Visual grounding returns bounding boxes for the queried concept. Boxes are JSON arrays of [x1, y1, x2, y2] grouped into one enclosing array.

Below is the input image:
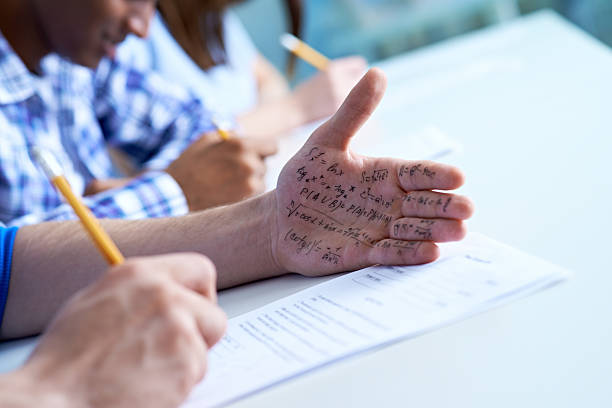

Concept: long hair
[[284, 0, 302, 78], [158, 0, 302, 73]]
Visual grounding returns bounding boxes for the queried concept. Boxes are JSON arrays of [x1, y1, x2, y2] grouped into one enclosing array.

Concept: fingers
[[241, 151, 267, 178], [220, 138, 273, 175], [310, 68, 387, 150], [197, 135, 278, 159], [213, 138, 268, 180], [122, 254, 217, 302], [162, 308, 210, 383], [164, 293, 226, 386], [367, 240, 440, 266], [401, 191, 473, 220], [119, 255, 227, 353], [393, 160, 465, 191], [234, 152, 266, 196], [389, 218, 466, 242], [240, 137, 278, 158], [176, 287, 227, 349]]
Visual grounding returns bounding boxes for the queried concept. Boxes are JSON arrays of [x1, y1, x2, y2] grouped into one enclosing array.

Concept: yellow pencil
[[31, 147, 125, 266], [280, 33, 330, 71], [211, 117, 231, 141]]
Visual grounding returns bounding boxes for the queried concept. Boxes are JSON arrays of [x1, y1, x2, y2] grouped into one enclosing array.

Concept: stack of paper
[[182, 233, 569, 408]]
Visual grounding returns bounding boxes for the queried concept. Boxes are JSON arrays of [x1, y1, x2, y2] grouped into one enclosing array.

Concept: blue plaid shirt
[[0, 30, 215, 227]]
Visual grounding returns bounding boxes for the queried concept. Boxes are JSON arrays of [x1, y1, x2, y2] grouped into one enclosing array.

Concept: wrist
[[253, 191, 285, 277], [225, 191, 286, 283], [190, 191, 286, 288], [0, 365, 77, 408]]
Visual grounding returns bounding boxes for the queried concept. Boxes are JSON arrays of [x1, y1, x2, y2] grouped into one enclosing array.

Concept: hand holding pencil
[[279, 33, 367, 123]]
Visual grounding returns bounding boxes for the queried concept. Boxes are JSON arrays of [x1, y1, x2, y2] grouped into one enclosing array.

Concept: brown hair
[[283, 0, 301, 78], [158, 0, 302, 73]]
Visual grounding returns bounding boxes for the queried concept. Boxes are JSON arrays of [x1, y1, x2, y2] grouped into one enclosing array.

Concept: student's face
[[31, 0, 156, 68]]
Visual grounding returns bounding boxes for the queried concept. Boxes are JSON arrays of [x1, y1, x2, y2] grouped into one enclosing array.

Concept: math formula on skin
[[281, 146, 447, 266]]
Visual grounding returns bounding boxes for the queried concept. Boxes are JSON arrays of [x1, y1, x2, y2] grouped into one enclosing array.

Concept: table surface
[[2, 10, 611, 408]]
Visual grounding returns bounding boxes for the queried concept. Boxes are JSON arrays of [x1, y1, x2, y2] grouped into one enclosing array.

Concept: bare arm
[[3, 68, 473, 340], [252, 54, 290, 103], [3, 194, 279, 339]]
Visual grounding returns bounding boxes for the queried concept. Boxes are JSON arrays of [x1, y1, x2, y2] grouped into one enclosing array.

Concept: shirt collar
[[0, 29, 35, 104]]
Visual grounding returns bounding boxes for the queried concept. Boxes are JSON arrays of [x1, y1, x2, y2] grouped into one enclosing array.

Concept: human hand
[[292, 56, 367, 124], [272, 68, 474, 276], [20, 254, 226, 408], [84, 177, 132, 196], [166, 135, 278, 210]]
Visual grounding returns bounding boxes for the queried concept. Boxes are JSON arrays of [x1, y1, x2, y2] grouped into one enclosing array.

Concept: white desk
[[2, 10, 611, 407]]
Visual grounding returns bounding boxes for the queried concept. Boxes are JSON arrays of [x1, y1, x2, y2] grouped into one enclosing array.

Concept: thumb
[[309, 68, 387, 151]]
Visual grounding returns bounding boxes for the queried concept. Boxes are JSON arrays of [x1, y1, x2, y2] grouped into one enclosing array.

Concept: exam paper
[[182, 233, 569, 408]]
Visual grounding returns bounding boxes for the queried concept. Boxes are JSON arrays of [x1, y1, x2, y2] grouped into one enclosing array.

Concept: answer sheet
[[182, 233, 569, 408]]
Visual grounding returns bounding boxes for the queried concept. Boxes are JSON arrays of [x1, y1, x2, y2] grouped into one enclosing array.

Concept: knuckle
[[186, 356, 206, 387], [195, 255, 217, 287], [245, 177, 262, 195], [175, 359, 201, 395], [144, 282, 174, 312], [114, 260, 148, 280], [161, 312, 193, 348], [226, 138, 245, 153], [241, 161, 257, 177], [181, 252, 214, 270], [212, 308, 228, 340], [202, 304, 228, 345]]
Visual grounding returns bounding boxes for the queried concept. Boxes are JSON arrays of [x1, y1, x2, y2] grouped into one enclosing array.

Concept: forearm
[[3, 220, 111, 339], [0, 368, 71, 407], [254, 54, 290, 103], [113, 192, 284, 288], [2, 193, 282, 339]]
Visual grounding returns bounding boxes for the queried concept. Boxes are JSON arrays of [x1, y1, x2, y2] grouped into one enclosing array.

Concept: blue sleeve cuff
[[0, 227, 18, 330]]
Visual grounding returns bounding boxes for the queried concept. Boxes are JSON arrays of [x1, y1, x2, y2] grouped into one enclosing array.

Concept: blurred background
[[233, 0, 612, 82]]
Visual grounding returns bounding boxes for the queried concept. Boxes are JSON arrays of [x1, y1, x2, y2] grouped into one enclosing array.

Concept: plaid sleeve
[[93, 58, 215, 171], [6, 171, 188, 227]]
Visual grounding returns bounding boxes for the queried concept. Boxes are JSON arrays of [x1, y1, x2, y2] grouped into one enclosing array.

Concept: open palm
[[272, 69, 474, 276]]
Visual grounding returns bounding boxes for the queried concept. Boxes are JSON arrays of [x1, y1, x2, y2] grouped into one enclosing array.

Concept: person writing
[[118, 0, 368, 140], [0, 0, 275, 228]]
